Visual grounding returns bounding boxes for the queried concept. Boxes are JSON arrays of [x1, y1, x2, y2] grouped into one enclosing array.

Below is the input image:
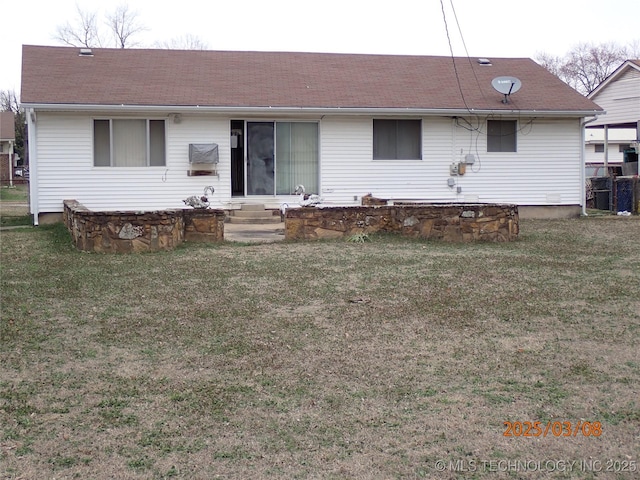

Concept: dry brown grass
[[1, 217, 639, 479]]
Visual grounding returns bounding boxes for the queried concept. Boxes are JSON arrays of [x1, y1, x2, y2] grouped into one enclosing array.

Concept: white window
[[93, 119, 166, 167]]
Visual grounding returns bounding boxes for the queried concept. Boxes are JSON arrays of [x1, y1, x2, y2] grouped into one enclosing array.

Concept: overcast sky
[[2, 0, 639, 94]]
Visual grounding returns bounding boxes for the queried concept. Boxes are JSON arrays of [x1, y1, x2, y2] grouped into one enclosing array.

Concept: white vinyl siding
[[320, 117, 454, 204], [450, 117, 582, 205], [319, 116, 582, 206], [33, 113, 230, 213], [31, 112, 584, 216], [589, 67, 640, 126]]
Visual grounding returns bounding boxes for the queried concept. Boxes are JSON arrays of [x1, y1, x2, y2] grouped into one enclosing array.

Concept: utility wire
[[448, 0, 487, 104], [440, 0, 471, 113]]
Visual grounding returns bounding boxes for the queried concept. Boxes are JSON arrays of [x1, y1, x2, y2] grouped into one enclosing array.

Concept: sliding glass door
[[246, 122, 275, 195], [276, 122, 318, 195], [244, 121, 318, 196]]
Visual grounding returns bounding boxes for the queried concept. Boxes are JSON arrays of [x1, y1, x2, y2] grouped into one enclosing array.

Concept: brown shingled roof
[[21, 45, 602, 113], [0, 111, 15, 141]]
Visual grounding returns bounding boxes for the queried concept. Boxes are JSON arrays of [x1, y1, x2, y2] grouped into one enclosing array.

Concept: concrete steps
[[227, 204, 282, 224]]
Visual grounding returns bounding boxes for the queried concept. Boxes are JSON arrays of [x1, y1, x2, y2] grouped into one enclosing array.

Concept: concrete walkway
[[224, 222, 285, 243], [0, 201, 29, 216]]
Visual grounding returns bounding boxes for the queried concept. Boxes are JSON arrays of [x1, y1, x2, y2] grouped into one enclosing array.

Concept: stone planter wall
[[285, 203, 519, 242], [63, 200, 224, 253], [183, 209, 225, 243]]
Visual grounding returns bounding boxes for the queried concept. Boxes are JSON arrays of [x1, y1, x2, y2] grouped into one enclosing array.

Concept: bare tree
[[153, 34, 209, 50], [535, 51, 564, 79], [564, 42, 627, 94], [53, 3, 145, 49], [627, 39, 640, 59], [54, 5, 102, 48], [536, 41, 636, 95], [106, 4, 146, 49], [1, 90, 26, 162]]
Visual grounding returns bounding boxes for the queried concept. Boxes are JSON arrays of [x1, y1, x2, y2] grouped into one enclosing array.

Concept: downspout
[[581, 116, 601, 216], [26, 108, 38, 226], [8, 140, 14, 188], [603, 125, 609, 177]]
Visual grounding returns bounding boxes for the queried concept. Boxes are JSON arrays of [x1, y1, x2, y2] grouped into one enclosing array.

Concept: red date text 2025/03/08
[[503, 421, 602, 438]]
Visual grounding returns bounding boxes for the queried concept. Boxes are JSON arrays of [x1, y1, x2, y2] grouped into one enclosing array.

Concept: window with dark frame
[[93, 119, 166, 167], [373, 119, 422, 160], [594, 144, 605, 153], [487, 120, 517, 153], [619, 144, 631, 153]]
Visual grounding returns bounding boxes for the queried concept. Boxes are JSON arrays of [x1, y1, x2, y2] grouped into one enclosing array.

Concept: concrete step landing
[[227, 204, 282, 224]]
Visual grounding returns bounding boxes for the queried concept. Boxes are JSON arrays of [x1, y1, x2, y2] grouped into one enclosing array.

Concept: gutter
[[26, 108, 38, 226], [20, 103, 603, 119], [8, 140, 13, 188]]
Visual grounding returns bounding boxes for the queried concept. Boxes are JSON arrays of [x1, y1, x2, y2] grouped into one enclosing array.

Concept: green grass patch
[[0, 214, 31, 226], [0, 185, 28, 201]]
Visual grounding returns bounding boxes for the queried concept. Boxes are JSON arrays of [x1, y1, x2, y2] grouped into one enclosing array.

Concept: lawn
[[0, 185, 30, 227], [1, 218, 639, 479], [0, 185, 28, 202]]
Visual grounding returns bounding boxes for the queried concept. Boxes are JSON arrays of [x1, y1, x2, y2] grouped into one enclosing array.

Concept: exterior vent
[[477, 58, 492, 66], [79, 48, 93, 57]]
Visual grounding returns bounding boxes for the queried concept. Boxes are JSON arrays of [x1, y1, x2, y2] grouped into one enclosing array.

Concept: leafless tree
[[0, 90, 19, 113], [536, 41, 637, 95], [536, 52, 564, 78], [54, 5, 102, 48], [53, 3, 145, 49], [1, 90, 26, 161], [153, 34, 209, 50], [106, 4, 146, 49]]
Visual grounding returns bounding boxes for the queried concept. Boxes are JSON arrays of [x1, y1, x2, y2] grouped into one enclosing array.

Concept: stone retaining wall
[[285, 203, 519, 242], [63, 200, 224, 253]]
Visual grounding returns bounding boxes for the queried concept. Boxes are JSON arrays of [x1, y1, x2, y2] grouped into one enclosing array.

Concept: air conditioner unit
[[188, 143, 219, 176]]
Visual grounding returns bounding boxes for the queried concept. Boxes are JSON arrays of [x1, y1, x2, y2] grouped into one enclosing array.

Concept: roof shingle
[[0, 111, 15, 141], [21, 45, 602, 113]]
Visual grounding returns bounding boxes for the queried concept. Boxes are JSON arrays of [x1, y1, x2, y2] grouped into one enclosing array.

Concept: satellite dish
[[492, 76, 522, 103]]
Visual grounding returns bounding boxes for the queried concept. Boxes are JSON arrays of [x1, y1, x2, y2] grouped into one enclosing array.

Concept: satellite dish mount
[[491, 76, 522, 104]]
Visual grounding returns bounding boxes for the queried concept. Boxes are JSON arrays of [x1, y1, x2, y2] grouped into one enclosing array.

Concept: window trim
[[93, 118, 167, 167], [373, 119, 422, 160]]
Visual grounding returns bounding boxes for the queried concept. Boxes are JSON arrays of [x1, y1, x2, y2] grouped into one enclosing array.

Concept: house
[[584, 127, 635, 177], [586, 59, 640, 177], [21, 45, 604, 224], [0, 111, 16, 185]]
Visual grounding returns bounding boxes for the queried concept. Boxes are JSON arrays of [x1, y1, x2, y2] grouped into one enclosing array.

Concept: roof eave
[[20, 103, 603, 118], [588, 60, 640, 98]]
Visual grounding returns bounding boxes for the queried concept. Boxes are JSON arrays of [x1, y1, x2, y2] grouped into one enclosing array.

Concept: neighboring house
[[586, 59, 640, 177], [21, 45, 604, 224], [584, 128, 636, 177], [0, 111, 16, 185]]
